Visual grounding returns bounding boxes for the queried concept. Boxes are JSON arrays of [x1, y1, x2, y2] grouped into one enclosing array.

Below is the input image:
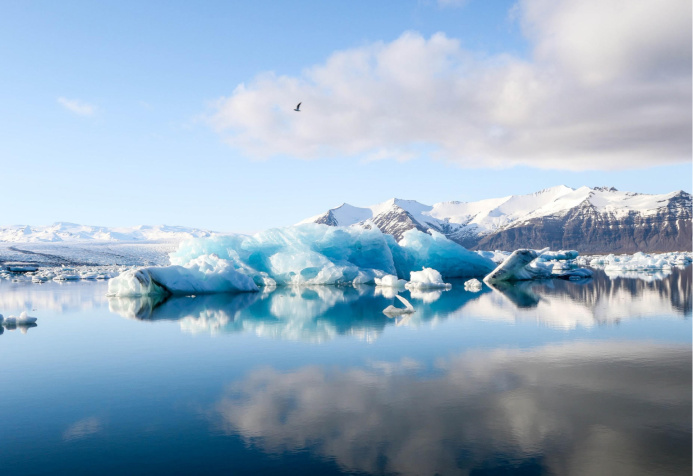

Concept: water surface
[[1, 269, 690, 475]]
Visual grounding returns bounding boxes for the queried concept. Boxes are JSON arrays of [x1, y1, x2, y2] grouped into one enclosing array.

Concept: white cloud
[[209, 0, 691, 170], [57, 97, 96, 116]]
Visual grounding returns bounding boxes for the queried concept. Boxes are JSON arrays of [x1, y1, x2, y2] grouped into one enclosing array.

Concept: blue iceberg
[[108, 224, 496, 296]]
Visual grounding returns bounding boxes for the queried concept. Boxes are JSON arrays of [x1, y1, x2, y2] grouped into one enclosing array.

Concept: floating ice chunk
[[585, 251, 692, 271], [14, 311, 37, 324], [484, 250, 543, 282], [535, 250, 579, 262], [484, 248, 591, 282], [6, 264, 39, 272], [383, 295, 415, 316], [464, 278, 483, 292], [405, 267, 451, 290], [374, 274, 407, 288]]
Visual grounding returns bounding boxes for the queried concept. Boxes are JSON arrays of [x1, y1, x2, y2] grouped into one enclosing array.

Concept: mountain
[[0, 222, 215, 243], [300, 186, 692, 253]]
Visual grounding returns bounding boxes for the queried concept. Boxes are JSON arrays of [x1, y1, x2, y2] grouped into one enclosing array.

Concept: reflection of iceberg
[[468, 268, 690, 329], [486, 281, 544, 308], [109, 283, 489, 341], [383, 295, 415, 316], [211, 341, 691, 476], [108, 225, 496, 296]]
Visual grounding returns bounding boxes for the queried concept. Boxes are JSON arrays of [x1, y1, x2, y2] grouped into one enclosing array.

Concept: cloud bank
[[209, 0, 691, 170]]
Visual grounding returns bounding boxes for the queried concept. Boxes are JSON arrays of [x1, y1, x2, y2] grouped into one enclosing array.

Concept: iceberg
[[383, 295, 415, 316], [484, 249, 591, 283], [405, 267, 451, 290], [374, 274, 407, 288], [464, 278, 483, 292], [108, 224, 495, 297]]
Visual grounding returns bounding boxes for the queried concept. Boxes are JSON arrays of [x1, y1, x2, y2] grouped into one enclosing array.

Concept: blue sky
[[1, 0, 690, 232]]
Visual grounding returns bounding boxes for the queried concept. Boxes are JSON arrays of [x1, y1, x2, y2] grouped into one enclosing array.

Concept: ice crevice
[[107, 224, 591, 297]]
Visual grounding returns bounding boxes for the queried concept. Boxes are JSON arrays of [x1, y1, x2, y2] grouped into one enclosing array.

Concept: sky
[[1, 0, 690, 232]]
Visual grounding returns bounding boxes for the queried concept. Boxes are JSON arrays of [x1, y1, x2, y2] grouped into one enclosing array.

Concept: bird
[[294, 102, 301, 112]]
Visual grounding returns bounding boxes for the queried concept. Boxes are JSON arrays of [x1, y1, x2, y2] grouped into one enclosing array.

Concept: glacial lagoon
[[0, 268, 690, 475]]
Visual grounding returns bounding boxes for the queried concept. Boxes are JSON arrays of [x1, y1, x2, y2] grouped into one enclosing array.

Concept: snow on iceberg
[[109, 224, 495, 296]]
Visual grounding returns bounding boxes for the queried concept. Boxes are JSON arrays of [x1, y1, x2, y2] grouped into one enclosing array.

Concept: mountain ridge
[[300, 186, 692, 253]]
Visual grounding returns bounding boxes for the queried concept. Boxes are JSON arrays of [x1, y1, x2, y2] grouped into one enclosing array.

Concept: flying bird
[[294, 102, 301, 112]]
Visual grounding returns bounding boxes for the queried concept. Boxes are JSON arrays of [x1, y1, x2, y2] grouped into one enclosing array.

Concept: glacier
[[108, 224, 496, 297]]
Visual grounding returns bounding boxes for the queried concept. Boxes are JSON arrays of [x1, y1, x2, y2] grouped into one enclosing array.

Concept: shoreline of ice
[[4, 225, 690, 298]]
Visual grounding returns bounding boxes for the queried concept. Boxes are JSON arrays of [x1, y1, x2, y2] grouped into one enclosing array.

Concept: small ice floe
[[53, 274, 80, 282], [464, 278, 483, 292], [5, 263, 39, 272], [1, 312, 38, 333], [405, 268, 451, 290], [383, 295, 415, 316], [374, 274, 407, 288], [588, 251, 693, 271]]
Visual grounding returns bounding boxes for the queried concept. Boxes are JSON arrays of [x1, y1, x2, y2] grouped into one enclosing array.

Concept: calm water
[[1, 269, 690, 475]]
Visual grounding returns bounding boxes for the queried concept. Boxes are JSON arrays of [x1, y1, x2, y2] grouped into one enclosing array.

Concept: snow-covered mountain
[[300, 186, 692, 253], [0, 222, 215, 243]]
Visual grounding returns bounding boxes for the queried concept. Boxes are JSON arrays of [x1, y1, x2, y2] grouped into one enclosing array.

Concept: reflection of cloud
[[63, 416, 103, 441], [212, 342, 691, 476]]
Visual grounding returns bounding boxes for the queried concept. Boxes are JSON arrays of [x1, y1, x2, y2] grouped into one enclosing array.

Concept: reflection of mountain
[[468, 267, 691, 329], [212, 341, 691, 476], [109, 284, 488, 342]]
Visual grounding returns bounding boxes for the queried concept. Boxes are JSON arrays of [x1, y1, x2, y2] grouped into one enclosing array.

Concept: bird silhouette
[[294, 102, 301, 112]]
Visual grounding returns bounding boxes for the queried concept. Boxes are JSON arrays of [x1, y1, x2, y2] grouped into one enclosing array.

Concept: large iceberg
[[108, 224, 496, 297]]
